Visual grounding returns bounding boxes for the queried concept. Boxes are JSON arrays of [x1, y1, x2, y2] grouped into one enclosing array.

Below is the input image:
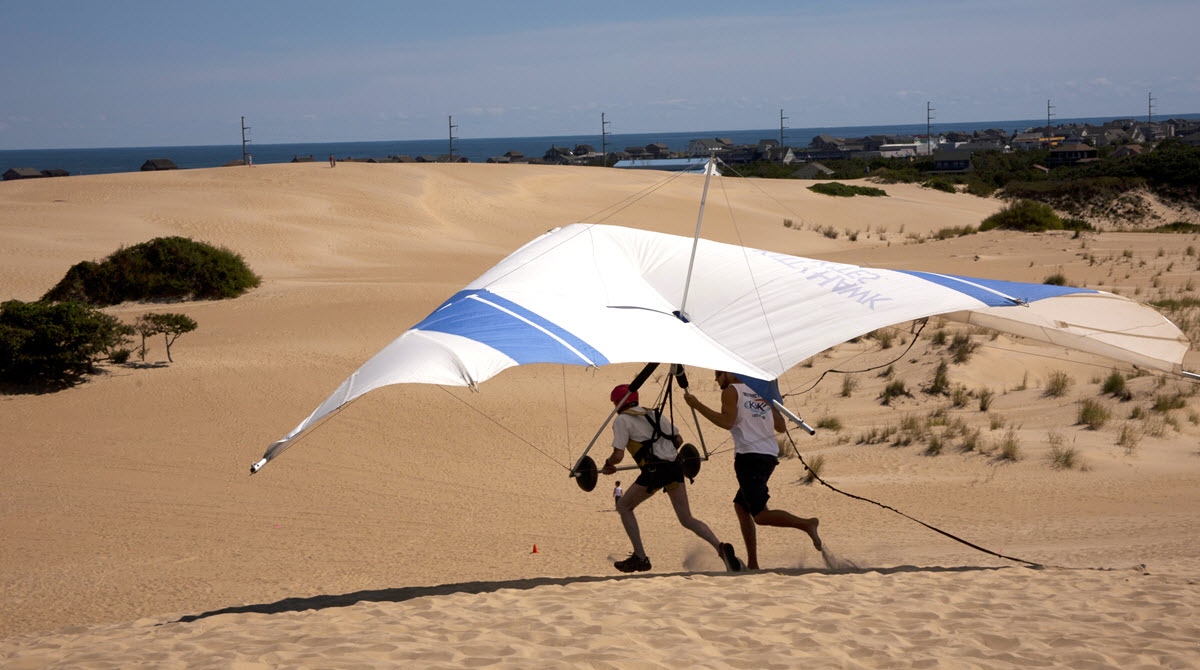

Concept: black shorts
[[733, 452, 778, 516], [634, 459, 685, 494]]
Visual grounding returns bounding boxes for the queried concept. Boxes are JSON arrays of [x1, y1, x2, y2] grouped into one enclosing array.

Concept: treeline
[[724, 139, 1200, 214], [1, 237, 258, 391]]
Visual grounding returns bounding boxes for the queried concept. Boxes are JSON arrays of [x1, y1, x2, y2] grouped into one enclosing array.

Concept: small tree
[[138, 313, 198, 362], [134, 315, 157, 362]]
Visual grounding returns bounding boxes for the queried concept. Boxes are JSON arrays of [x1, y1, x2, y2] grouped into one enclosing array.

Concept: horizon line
[[5, 111, 1199, 153]]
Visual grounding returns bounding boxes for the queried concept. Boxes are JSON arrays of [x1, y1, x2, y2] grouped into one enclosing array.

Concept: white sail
[[253, 223, 1189, 472]]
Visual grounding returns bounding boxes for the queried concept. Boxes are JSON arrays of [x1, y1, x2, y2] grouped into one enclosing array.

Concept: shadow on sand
[[167, 563, 1011, 625]]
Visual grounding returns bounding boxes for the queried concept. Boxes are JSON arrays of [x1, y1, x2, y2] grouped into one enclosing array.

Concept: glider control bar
[[773, 399, 816, 435]]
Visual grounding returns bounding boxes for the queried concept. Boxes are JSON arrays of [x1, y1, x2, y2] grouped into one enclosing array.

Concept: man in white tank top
[[685, 370, 822, 569]]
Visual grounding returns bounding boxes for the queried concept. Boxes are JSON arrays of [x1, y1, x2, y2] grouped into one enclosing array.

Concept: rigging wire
[[778, 426, 1142, 572], [561, 364, 571, 467], [581, 168, 692, 224], [782, 319, 930, 399], [437, 385, 571, 471], [473, 169, 690, 296]]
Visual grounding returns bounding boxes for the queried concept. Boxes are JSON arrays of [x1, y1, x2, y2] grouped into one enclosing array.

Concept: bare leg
[[754, 508, 821, 551], [736, 503, 759, 569], [665, 484, 720, 551], [617, 484, 653, 557]]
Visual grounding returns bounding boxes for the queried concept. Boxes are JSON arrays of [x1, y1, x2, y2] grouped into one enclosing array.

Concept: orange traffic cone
[[532, 544, 539, 554]]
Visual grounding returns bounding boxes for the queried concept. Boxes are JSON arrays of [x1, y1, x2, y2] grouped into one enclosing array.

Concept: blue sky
[[3, 0, 1198, 149]]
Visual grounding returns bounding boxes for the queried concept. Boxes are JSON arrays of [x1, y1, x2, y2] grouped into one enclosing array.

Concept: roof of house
[[4, 167, 45, 178]]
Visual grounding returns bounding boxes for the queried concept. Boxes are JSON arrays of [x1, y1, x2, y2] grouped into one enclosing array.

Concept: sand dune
[[2, 162, 1199, 667]]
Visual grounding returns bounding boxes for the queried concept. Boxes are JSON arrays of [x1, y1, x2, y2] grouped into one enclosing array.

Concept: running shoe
[[614, 553, 652, 573], [719, 542, 743, 572]]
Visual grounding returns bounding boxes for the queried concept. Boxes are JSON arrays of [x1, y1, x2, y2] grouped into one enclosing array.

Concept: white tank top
[[729, 383, 779, 456]]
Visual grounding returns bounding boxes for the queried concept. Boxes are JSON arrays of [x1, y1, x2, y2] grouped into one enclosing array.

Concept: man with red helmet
[[601, 384, 741, 573]]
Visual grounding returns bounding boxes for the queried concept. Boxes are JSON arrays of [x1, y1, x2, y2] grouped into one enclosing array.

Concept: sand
[[2, 162, 1199, 668]]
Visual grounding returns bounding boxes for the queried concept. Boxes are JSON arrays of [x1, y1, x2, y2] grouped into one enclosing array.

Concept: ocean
[[3, 114, 1198, 177]]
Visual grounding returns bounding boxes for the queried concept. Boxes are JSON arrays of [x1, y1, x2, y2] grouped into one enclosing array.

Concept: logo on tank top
[[742, 394, 770, 418]]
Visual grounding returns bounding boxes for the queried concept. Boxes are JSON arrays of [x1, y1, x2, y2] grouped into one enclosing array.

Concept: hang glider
[[251, 223, 1191, 474]]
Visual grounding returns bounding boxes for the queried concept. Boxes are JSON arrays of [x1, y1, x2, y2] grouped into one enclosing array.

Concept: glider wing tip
[[250, 458, 267, 475]]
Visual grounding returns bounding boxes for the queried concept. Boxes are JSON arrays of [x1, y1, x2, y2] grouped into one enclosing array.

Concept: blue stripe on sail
[[896, 271, 1095, 307], [414, 289, 610, 367], [742, 376, 782, 404]]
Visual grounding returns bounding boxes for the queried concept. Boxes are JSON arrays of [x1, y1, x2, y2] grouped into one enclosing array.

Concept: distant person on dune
[[685, 370, 822, 569], [330, 154, 336, 167], [601, 384, 741, 574]]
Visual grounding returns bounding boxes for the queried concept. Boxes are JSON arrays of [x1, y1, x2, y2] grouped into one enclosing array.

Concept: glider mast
[[678, 153, 716, 321]]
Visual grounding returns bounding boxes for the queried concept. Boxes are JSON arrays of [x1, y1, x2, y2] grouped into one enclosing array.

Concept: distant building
[[612, 158, 717, 174], [932, 150, 973, 173], [141, 159, 178, 171], [792, 162, 834, 179], [3, 167, 46, 180], [1047, 143, 1099, 166], [1111, 145, 1146, 158], [41, 168, 70, 177], [687, 138, 732, 157], [291, 155, 315, 163]]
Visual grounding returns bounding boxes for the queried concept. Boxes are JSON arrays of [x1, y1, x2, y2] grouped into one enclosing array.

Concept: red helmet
[[610, 384, 638, 409]]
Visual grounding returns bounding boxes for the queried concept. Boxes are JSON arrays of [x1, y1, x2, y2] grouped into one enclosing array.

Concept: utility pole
[[601, 112, 611, 167], [779, 109, 788, 155], [926, 101, 935, 155], [448, 116, 459, 161], [241, 116, 251, 164], [1148, 91, 1155, 124]]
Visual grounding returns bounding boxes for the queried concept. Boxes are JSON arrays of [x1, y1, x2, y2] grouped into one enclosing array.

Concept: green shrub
[[1117, 422, 1141, 454], [949, 333, 978, 364], [926, 359, 950, 395], [1048, 443, 1079, 470], [978, 387, 995, 411], [1152, 393, 1187, 412], [816, 416, 843, 431], [958, 427, 982, 453], [42, 236, 261, 306], [879, 380, 912, 405], [951, 386, 969, 407], [979, 199, 1065, 232], [1101, 371, 1127, 398], [803, 454, 826, 484], [0, 300, 132, 388], [1043, 370, 1073, 398], [1077, 398, 1111, 429], [808, 182, 888, 198], [933, 225, 978, 240], [923, 177, 957, 193], [995, 428, 1021, 461]]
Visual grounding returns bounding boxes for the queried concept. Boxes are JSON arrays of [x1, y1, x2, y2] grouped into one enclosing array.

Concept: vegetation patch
[[0, 300, 131, 389], [802, 454, 826, 484], [43, 236, 261, 306], [979, 199, 1093, 232], [1147, 221, 1200, 233], [808, 182, 888, 198], [1077, 398, 1111, 429]]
